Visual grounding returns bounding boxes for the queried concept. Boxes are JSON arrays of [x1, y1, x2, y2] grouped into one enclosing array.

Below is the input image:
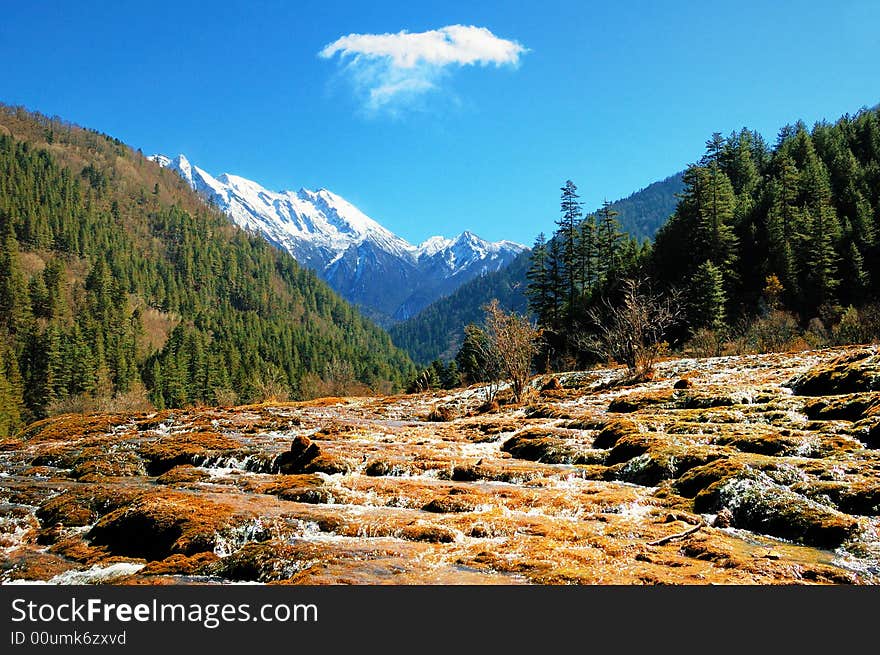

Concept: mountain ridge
[[150, 154, 526, 324]]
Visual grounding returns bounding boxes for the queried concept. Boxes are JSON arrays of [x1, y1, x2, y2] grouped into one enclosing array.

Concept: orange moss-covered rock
[[88, 491, 239, 560], [18, 413, 133, 442], [422, 496, 476, 513], [524, 404, 573, 419], [501, 434, 605, 465], [210, 541, 324, 582], [592, 418, 640, 449], [792, 478, 880, 516], [257, 474, 346, 504], [37, 486, 144, 528], [804, 393, 880, 422], [427, 405, 456, 422], [155, 465, 211, 486], [139, 552, 219, 576], [1, 551, 82, 582], [608, 390, 675, 413], [70, 451, 145, 480], [139, 431, 243, 475], [787, 350, 880, 396], [301, 453, 354, 475], [674, 458, 749, 499]]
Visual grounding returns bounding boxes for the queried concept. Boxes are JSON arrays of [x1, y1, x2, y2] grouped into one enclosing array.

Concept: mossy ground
[[1, 346, 879, 585]]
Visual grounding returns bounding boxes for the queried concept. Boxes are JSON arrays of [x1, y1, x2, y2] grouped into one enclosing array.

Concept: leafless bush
[[254, 365, 291, 403], [322, 357, 357, 397], [686, 328, 725, 358], [583, 278, 682, 381], [213, 387, 239, 407], [482, 300, 543, 404], [47, 383, 155, 416]]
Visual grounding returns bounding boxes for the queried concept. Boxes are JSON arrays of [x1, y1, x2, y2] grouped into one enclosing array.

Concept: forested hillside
[[607, 173, 684, 242], [0, 105, 413, 435], [389, 250, 531, 364], [520, 106, 880, 370], [652, 109, 880, 329], [390, 173, 682, 364]]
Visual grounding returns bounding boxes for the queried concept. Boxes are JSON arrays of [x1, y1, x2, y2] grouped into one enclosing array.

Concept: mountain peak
[[151, 153, 526, 323]]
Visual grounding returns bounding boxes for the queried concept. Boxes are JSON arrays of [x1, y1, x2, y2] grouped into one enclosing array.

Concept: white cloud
[[319, 25, 527, 113]]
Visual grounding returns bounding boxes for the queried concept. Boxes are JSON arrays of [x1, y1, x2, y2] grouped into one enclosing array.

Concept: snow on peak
[[150, 151, 526, 284], [416, 236, 455, 257]]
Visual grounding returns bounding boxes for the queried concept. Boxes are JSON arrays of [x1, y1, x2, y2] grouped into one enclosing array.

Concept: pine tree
[[688, 260, 727, 332], [525, 233, 551, 324], [575, 214, 598, 293], [544, 236, 565, 330], [596, 200, 622, 284], [556, 180, 582, 314]]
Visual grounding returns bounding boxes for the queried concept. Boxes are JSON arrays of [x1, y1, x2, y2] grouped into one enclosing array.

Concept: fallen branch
[[647, 522, 704, 546]]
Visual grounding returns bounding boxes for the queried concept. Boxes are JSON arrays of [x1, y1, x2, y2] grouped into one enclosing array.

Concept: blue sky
[[1, 0, 878, 246]]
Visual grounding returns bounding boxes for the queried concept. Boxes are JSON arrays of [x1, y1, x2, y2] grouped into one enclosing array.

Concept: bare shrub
[[322, 357, 357, 397], [102, 383, 155, 413], [584, 278, 682, 381], [457, 323, 504, 403], [482, 300, 543, 404], [213, 387, 239, 407], [253, 365, 290, 403], [46, 383, 155, 416], [686, 328, 725, 358], [747, 310, 802, 353]]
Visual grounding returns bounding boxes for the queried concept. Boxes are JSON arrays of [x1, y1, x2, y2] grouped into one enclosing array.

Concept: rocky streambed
[[2, 347, 880, 585]]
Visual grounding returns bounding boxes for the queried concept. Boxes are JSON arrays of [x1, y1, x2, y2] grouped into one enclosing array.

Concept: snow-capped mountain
[[150, 154, 526, 324]]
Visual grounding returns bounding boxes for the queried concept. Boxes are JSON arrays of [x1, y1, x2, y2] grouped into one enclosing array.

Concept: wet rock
[[451, 465, 481, 482], [422, 496, 476, 513], [88, 491, 238, 560], [606, 432, 660, 465], [563, 416, 605, 430], [787, 350, 880, 395], [140, 552, 219, 576], [1, 551, 81, 582], [301, 454, 354, 475], [609, 391, 674, 413], [713, 508, 733, 528], [259, 475, 341, 504], [365, 460, 395, 476], [854, 418, 880, 448], [274, 434, 321, 474], [474, 419, 520, 435], [713, 431, 805, 457], [210, 541, 323, 582], [18, 413, 132, 443], [155, 465, 211, 485], [70, 452, 145, 480], [610, 446, 721, 487], [475, 400, 501, 414], [792, 479, 880, 515], [524, 404, 572, 419], [804, 393, 880, 422], [674, 459, 749, 499], [427, 405, 455, 422], [501, 434, 605, 465], [139, 431, 243, 475], [592, 418, 640, 449], [541, 377, 563, 391], [401, 524, 457, 543], [37, 487, 143, 528], [702, 473, 860, 547]]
